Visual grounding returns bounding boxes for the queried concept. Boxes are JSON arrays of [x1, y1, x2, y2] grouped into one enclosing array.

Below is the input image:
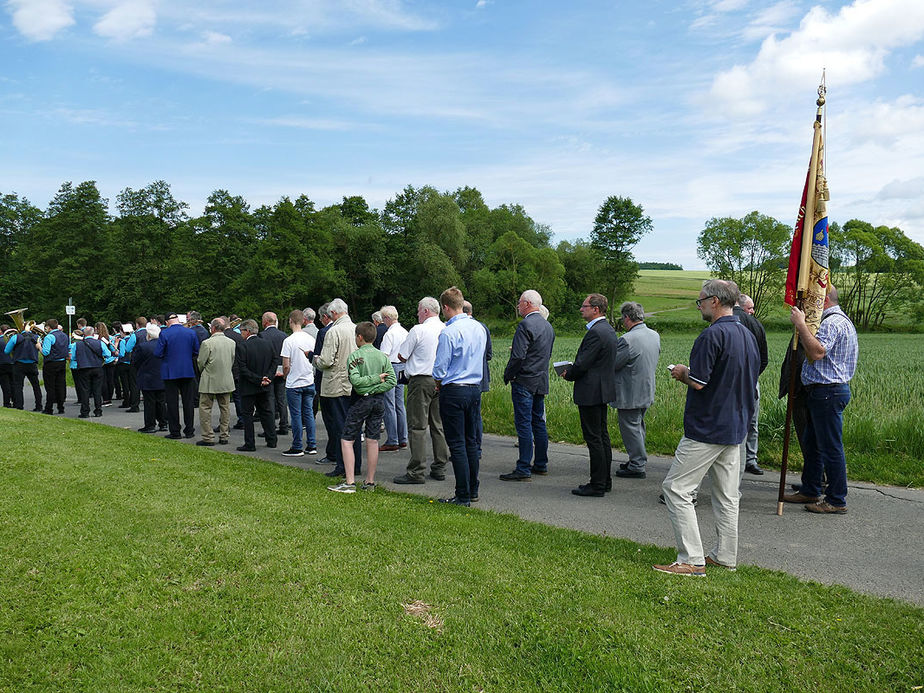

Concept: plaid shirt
[[802, 306, 858, 385]]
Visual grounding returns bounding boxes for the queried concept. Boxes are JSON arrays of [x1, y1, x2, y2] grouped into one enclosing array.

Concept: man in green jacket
[[196, 318, 237, 446], [328, 322, 396, 494]]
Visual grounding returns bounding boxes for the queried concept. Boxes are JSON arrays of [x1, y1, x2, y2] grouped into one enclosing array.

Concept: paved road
[[23, 387, 924, 606]]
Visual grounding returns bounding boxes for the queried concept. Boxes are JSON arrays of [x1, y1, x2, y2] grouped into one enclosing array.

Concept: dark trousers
[[799, 383, 851, 506], [579, 403, 612, 491], [164, 377, 197, 436], [43, 360, 67, 412], [142, 389, 167, 429], [232, 386, 243, 424], [117, 363, 132, 405], [512, 383, 549, 474], [439, 384, 482, 502], [242, 389, 277, 448], [75, 367, 103, 416], [102, 363, 118, 403], [272, 376, 288, 432], [320, 395, 361, 474], [0, 363, 12, 407], [12, 362, 41, 410]]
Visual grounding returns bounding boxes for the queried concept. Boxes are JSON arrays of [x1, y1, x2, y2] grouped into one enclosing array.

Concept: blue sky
[[2, 0, 924, 269]]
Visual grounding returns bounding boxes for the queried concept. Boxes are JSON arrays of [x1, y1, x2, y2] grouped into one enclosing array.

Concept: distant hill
[[638, 262, 683, 270]]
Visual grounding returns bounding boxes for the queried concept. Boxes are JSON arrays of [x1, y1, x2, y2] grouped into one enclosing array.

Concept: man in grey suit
[[196, 318, 237, 446], [610, 301, 661, 479]]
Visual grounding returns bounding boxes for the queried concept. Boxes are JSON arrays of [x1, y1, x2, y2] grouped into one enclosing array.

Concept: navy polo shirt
[[683, 315, 759, 446]]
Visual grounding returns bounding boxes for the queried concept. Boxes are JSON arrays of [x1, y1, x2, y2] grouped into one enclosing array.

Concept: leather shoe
[[438, 496, 471, 506], [379, 444, 400, 452], [158, 425, 168, 432], [615, 468, 646, 479], [393, 474, 425, 485], [745, 463, 765, 475], [196, 440, 216, 447], [137, 427, 157, 433], [78, 413, 90, 418], [805, 500, 847, 514], [184, 432, 195, 439], [530, 467, 548, 476], [499, 471, 531, 482], [233, 422, 245, 430], [619, 462, 629, 471], [399, 442, 408, 449], [236, 445, 256, 452], [164, 433, 182, 440], [325, 469, 343, 478], [127, 407, 140, 413], [429, 471, 445, 481], [783, 491, 822, 504], [266, 442, 277, 449], [571, 484, 605, 497], [218, 439, 229, 445]]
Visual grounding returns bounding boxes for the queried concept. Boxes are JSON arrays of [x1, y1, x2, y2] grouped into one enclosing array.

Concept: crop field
[[482, 332, 924, 488]]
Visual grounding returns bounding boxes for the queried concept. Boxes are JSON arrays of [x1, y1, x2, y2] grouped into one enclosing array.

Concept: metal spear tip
[[816, 95, 825, 107]]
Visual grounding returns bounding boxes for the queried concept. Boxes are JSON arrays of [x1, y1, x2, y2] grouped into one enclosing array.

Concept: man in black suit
[[222, 315, 246, 429], [260, 311, 287, 436], [236, 319, 278, 451], [561, 293, 620, 497]]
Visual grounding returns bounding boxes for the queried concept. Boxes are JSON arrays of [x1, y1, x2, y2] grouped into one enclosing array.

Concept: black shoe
[[218, 439, 229, 445], [158, 425, 168, 432], [572, 484, 605, 497], [57, 409, 65, 414], [184, 432, 195, 439], [325, 469, 343, 478], [282, 447, 304, 457], [619, 462, 629, 471], [127, 407, 140, 413], [266, 442, 277, 449], [429, 471, 446, 481], [236, 445, 256, 452], [438, 497, 471, 506], [470, 494, 479, 503], [33, 406, 43, 412], [137, 427, 157, 433], [615, 468, 646, 479], [500, 471, 531, 482], [530, 467, 548, 476], [78, 413, 90, 418], [119, 403, 130, 408], [745, 464, 765, 475], [164, 433, 182, 440], [92, 412, 102, 417], [276, 428, 289, 436], [196, 440, 216, 446], [393, 474, 425, 485], [233, 422, 245, 430], [43, 409, 53, 415]]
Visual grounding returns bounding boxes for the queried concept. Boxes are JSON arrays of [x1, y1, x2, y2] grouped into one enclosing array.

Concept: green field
[[482, 333, 924, 489], [2, 409, 921, 691]]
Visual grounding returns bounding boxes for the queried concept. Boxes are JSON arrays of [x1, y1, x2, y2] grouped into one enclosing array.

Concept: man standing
[[611, 301, 661, 480], [118, 317, 145, 412], [3, 327, 42, 411], [433, 287, 486, 506], [260, 311, 288, 436], [40, 319, 69, 414], [784, 285, 858, 514], [393, 296, 449, 485], [561, 294, 620, 497], [0, 325, 14, 407], [70, 326, 110, 418], [462, 300, 492, 457], [133, 324, 168, 433], [313, 303, 333, 460], [281, 309, 317, 457], [654, 280, 759, 576], [501, 289, 554, 481], [315, 299, 361, 477], [378, 305, 409, 452], [155, 313, 200, 440], [371, 311, 387, 349], [236, 319, 277, 451], [734, 294, 769, 476], [196, 318, 236, 447], [302, 307, 319, 339]]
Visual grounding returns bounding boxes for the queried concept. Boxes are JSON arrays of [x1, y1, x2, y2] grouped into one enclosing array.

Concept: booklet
[[553, 361, 572, 376]]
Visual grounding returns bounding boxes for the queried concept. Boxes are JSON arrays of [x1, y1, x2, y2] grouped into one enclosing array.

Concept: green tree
[[0, 193, 42, 308], [696, 211, 789, 319], [590, 196, 652, 318]]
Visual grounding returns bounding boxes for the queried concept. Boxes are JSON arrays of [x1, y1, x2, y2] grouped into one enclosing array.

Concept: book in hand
[[553, 361, 572, 376]]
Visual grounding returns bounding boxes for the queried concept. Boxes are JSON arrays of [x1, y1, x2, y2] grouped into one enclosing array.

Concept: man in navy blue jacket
[[154, 313, 200, 439]]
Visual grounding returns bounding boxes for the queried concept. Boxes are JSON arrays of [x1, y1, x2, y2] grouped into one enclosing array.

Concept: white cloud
[[741, 0, 800, 41], [876, 176, 924, 200], [248, 116, 366, 131], [349, 36, 367, 45], [93, 0, 156, 41], [201, 30, 231, 45], [913, 54, 924, 67], [709, 0, 924, 116], [6, 0, 74, 41], [475, 0, 490, 8]]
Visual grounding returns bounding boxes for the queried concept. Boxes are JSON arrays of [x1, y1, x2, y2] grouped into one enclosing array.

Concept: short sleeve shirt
[[281, 331, 316, 388], [801, 306, 858, 385]]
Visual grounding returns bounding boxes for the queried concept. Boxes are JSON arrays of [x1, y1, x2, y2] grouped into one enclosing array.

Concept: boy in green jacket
[[328, 322, 397, 493]]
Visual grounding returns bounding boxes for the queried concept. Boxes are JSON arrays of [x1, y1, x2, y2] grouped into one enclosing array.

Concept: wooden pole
[[777, 295, 804, 515]]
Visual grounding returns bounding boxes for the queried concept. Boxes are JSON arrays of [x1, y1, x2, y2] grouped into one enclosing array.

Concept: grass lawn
[[482, 333, 924, 489], [1, 409, 922, 691]]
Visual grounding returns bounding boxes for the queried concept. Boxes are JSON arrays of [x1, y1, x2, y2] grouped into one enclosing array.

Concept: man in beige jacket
[[314, 298, 360, 477], [196, 318, 237, 446]]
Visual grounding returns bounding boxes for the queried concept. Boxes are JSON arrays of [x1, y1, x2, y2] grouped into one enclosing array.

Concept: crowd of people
[[0, 279, 858, 576]]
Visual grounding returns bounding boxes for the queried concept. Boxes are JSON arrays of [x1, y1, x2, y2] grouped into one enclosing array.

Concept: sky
[[2, 0, 924, 269]]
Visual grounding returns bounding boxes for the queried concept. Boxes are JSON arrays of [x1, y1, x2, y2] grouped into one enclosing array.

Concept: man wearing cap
[[40, 319, 70, 414], [155, 313, 200, 440]]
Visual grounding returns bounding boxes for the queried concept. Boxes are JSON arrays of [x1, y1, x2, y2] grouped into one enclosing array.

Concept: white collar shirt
[[380, 322, 409, 363], [398, 315, 444, 376]]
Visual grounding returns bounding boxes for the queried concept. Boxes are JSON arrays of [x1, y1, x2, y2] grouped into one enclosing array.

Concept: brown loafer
[[705, 556, 736, 571], [805, 500, 847, 514], [782, 491, 822, 504], [379, 444, 400, 452]]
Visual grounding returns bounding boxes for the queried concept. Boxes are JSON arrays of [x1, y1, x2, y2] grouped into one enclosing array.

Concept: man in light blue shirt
[[432, 286, 486, 506]]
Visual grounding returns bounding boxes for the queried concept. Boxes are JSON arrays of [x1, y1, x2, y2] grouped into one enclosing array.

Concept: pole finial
[[817, 69, 826, 108]]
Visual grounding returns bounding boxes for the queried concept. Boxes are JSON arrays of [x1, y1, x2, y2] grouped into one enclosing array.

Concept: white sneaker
[[327, 482, 356, 494]]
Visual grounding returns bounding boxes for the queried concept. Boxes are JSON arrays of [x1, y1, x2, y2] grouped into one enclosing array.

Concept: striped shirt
[[802, 306, 858, 385]]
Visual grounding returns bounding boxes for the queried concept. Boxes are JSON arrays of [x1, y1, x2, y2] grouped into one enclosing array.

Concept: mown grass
[[1, 409, 921, 691], [483, 333, 924, 489]]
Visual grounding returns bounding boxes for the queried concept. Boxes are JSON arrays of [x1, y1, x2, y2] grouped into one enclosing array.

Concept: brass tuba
[[6, 308, 27, 333], [229, 317, 242, 330]]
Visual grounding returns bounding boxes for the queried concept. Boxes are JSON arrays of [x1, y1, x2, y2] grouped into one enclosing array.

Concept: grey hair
[[371, 311, 383, 323], [240, 319, 259, 333], [737, 293, 753, 308], [146, 324, 161, 340], [538, 305, 549, 320], [703, 279, 739, 308], [328, 298, 348, 315], [210, 317, 225, 331], [620, 301, 645, 322], [381, 305, 398, 320], [318, 302, 331, 318], [303, 307, 316, 322], [520, 289, 542, 307], [82, 326, 95, 336], [418, 296, 439, 314]]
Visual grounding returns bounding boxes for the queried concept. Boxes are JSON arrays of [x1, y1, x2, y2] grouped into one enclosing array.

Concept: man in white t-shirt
[[281, 309, 317, 457], [378, 305, 409, 452], [392, 296, 449, 485]]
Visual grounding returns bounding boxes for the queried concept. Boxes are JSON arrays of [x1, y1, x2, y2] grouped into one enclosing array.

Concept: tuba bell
[[6, 308, 27, 333]]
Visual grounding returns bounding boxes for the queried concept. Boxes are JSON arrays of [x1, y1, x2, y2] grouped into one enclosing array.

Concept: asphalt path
[[23, 386, 924, 606]]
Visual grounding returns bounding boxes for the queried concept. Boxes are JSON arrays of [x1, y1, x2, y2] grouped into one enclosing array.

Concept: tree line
[[0, 181, 652, 329]]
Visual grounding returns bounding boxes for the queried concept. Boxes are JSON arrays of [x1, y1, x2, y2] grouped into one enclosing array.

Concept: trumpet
[[229, 317, 242, 330]]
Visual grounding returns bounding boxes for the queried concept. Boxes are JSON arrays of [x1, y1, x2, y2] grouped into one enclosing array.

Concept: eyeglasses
[[695, 295, 716, 308], [580, 303, 592, 309]]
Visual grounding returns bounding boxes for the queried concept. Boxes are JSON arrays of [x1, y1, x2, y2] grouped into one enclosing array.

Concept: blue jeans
[[439, 384, 482, 502], [511, 383, 548, 475], [383, 380, 407, 446], [287, 385, 317, 451], [799, 383, 851, 506]]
